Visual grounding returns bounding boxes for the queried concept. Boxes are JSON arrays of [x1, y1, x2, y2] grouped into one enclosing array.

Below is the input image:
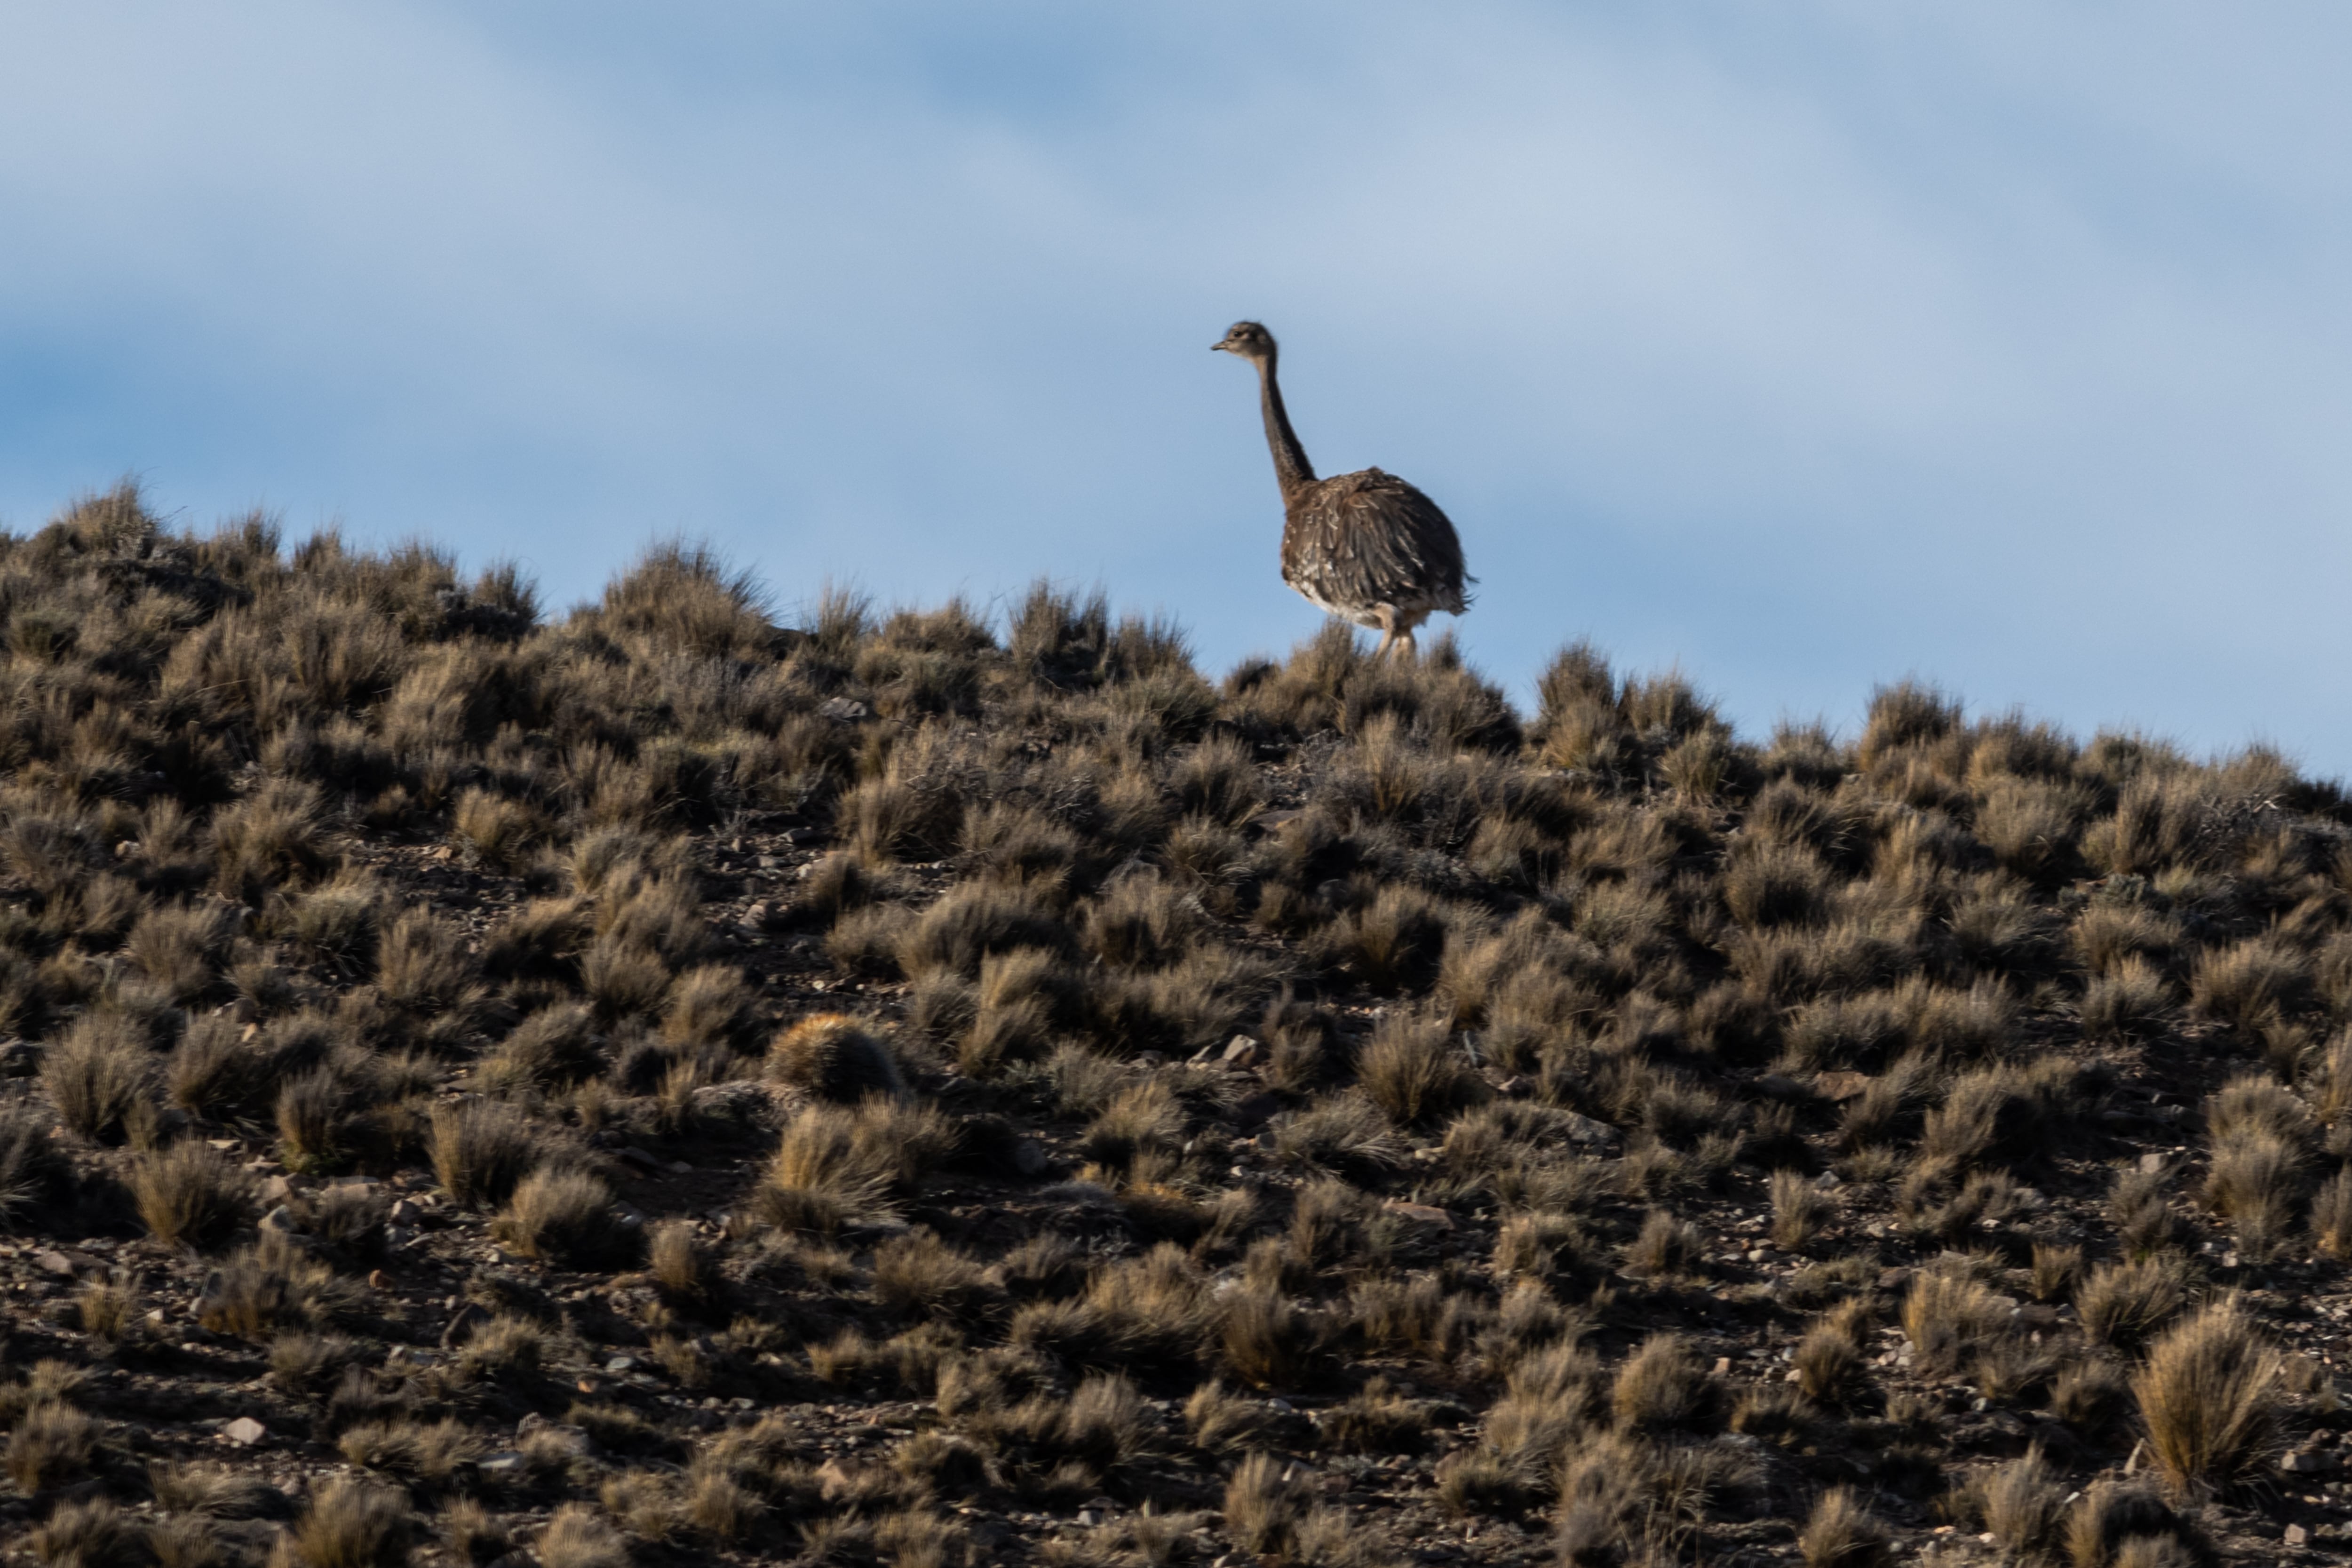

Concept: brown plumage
[[1214, 320, 1471, 658]]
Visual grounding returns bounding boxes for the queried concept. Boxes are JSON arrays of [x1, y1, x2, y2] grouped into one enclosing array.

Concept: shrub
[[1901, 1267, 2008, 1377], [2134, 1298, 2282, 1496], [287, 1476, 416, 1568], [1355, 1010, 1484, 1127], [125, 902, 231, 1004], [765, 1013, 903, 1102], [1797, 1486, 1891, 1568], [429, 1099, 543, 1207], [42, 1011, 154, 1145], [493, 1168, 637, 1268], [1973, 1446, 2062, 1560], [1224, 1451, 1309, 1555], [30, 1497, 154, 1568], [197, 1236, 357, 1338], [754, 1098, 951, 1235], [1611, 1334, 1712, 1433], [5, 1401, 95, 1491], [0, 1104, 71, 1226], [1770, 1168, 1832, 1252], [452, 787, 549, 873], [2078, 1256, 2190, 1351], [131, 1139, 256, 1250], [659, 965, 760, 1052]]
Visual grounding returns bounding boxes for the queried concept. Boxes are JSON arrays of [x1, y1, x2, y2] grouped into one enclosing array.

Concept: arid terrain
[[3, 487, 2352, 1568]]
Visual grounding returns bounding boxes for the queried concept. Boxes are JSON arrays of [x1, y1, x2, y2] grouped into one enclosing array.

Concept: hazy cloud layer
[[3, 4, 2349, 766]]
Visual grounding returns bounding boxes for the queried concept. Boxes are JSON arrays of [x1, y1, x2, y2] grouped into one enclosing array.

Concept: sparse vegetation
[[0, 491, 2343, 1561]]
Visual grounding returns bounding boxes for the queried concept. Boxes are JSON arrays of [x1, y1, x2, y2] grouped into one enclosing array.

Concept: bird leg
[[1382, 608, 1425, 661]]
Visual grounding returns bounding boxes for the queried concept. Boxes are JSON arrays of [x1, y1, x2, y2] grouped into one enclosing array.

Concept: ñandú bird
[[1213, 320, 1471, 659]]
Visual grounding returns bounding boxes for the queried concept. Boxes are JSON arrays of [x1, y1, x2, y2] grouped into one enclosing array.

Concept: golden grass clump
[[2133, 1297, 2283, 1496]]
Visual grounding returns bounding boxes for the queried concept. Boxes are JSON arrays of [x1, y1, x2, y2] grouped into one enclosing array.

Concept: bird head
[[1212, 321, 1276, 361]]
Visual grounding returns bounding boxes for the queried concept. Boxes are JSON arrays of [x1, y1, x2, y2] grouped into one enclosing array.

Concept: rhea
[[1213, 320, 1471, 659]]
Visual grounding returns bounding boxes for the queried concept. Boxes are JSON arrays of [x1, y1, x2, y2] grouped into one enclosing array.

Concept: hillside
[[1, 486, 2350, 1568]]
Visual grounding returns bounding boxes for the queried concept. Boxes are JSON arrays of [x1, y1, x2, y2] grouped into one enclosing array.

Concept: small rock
[[1877, 1266, 1914, 1292], [1554, 1110, 1618, 1149], [740, 903, 773, 929], [256, 1176, 294, 1205], [1222, 1035, 1263, 1068], [816, 697, 870, 722], [258, 1205, 299, 1235], [32, 1250, 74, 1276], [478, 1452, 525, 1474], [2287, 1523, 2311, 1547], [222, 1417, 267, 1447], [1011, 1139, 1049, 1178], [605, 1356, 641, 1375], [386, 1199, 420, 1225], [2139, 1151, 2168, 1175], [1383, 1201, 1454, 1230]]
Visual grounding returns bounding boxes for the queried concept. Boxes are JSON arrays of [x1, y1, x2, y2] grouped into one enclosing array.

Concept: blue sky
[[5, 4, 2352, 771]]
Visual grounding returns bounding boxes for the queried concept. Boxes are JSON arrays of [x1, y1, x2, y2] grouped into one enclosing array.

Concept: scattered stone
[[605, 1356, 640, 1375], [1012, 1139, 1049, 1178], [222, 1417, 267, 1447], [1223, 1035, 1263, 1068], [1383, 1201, 1454, 1230], [258, 1205, 299, 1235], [2139, 1151, 2168, 1174], [32, 1250, 74, 1276], [816, 697, 870, 721], [479, 1452, 525, 1474], [1555, 1110, 1618, 1149], [2287, 1523, 2311, 1547]]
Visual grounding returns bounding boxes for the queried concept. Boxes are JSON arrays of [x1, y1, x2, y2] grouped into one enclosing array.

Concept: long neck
[[1255, 351, 1315, 495]]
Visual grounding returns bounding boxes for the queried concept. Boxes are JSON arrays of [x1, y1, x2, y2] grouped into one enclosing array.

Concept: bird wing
[[1282, 468, 1472, 615]]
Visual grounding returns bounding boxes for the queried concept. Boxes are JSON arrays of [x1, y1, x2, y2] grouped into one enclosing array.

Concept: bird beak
[[1210, 341, 1225, 351]]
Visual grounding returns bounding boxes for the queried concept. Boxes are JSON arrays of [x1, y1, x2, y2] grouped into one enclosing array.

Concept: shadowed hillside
[[3, 485, 2352, 1566]]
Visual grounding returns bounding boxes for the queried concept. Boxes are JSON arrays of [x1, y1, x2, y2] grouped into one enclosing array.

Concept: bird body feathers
[[1279, 466, 1470, 629]]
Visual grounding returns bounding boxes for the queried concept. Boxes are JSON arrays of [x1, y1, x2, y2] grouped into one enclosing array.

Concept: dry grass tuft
[[492, 1167, 637, 1268], [282, 1476, 416, 1568], [1796, 1486, 1891, 1568], [2133, 1297, 2283, 1496], [430, 1099, 543, 1207], [766, 1012, 904, 1102], [131, 1139, 256, 1250]]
